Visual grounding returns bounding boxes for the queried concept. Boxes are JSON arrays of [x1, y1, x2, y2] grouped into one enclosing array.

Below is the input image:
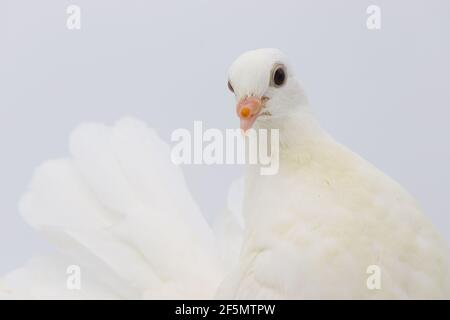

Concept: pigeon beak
[[236, 97, 263, 132]]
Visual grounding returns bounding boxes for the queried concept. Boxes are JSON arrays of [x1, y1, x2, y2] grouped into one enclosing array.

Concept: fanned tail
[[3, 118, 227, 299]]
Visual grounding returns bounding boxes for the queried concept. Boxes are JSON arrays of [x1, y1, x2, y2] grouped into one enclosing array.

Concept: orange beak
[[236, 97, 263, 132]]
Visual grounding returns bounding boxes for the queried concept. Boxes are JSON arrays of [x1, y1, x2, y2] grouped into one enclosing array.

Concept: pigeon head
[[228, 48, 308, 132]]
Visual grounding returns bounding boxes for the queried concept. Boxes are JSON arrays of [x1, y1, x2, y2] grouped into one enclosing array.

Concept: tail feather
[[8, 117, 226, 299]]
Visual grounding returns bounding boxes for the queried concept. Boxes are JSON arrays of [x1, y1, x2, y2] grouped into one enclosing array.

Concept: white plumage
[[220, 48, 450, 299], [2, 49, 449, 299], [2, 119, 229, 299]]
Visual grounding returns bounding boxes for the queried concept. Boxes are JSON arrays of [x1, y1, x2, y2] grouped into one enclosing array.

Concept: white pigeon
[[1, 48, 449, 300], [218, 48, 450, 299]]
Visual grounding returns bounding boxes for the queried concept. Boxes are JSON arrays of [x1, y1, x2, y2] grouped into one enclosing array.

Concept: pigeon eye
[[227, 80, 234, 93], [271, 65, 286, 87]]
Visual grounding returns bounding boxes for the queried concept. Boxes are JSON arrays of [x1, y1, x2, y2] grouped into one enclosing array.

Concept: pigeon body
[[218, 48, 450, 299]]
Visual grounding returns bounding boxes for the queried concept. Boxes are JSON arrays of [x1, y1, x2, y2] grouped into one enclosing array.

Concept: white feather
[[219, 48, 450, 299], [4, 118, 232, 299]]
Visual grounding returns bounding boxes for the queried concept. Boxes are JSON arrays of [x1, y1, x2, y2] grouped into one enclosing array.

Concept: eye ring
[[270, 64, 287, 87], [227, 80, 234, 93]]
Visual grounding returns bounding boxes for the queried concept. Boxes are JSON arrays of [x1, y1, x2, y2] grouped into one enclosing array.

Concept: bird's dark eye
[[271, 65, 286, 87], [227, 80, 234, 93]]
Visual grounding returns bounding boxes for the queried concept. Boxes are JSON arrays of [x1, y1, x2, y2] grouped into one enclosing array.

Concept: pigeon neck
[[277, 108, 328, 153]]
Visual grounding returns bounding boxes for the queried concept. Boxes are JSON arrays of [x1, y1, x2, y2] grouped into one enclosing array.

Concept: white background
[[1, 0, 449, 273]]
